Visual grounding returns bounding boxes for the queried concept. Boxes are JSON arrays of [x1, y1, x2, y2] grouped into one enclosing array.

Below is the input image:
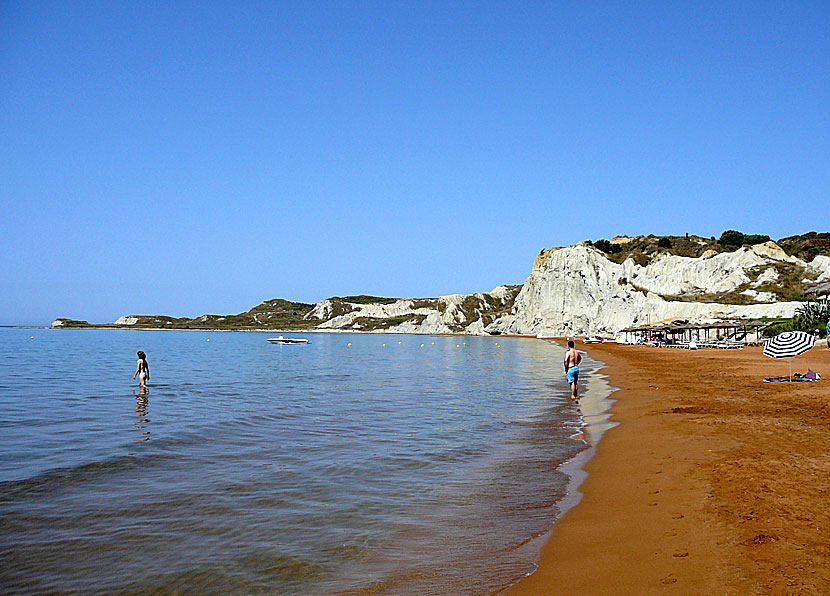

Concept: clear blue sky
[[2, 1, 828, 325]]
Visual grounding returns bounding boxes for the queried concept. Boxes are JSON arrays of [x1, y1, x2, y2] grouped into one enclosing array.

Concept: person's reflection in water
[[134, 389, 151, 442]]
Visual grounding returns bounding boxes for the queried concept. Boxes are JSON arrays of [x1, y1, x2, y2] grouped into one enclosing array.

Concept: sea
[[0, 328, 611, 595]]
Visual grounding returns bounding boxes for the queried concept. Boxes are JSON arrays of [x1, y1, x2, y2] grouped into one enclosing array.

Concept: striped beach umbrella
[[763, 331, 816, 380]]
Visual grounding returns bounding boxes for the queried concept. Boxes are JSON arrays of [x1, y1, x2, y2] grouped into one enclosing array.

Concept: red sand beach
[[507, 342, 829, 596]]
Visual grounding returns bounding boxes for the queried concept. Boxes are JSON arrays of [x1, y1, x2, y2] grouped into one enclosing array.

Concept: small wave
[[0, 452, 173, 503]]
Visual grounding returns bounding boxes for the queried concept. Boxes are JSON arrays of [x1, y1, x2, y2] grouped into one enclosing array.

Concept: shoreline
[[12, 327, 828, 592], [40, 326, 523, 334], [554, 351, 620, 514], [546, 343, 620, 525], [497, 341, 620, 594], [506, 342, 830, 595], [541, 349, 620, 541]]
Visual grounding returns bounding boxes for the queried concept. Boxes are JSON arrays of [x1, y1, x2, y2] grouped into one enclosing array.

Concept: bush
[[719, 230, 771, 248], [796, 297, 830, 322], [762, 299, 829, 337], [336, 295, 397, 305], [657, 237, 672, 248], [594, 239, 622, 254], [719, 230, 745, 247], [745, 234, 771, 245]]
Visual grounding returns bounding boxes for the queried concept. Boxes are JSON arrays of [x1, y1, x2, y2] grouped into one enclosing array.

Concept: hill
[[53, 231, 830, 336]]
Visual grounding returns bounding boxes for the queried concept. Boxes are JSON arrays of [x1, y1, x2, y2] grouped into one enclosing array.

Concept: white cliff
[[100, 239, 829, 337], [810, 255, 830, 282], [750, 267, 779, 287], [628, 248, 764, 295], [306, 287, 521, 335], [485, 242, 823, 338]]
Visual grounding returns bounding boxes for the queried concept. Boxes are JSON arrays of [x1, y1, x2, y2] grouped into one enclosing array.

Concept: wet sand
[[507, 342, 830, 596]]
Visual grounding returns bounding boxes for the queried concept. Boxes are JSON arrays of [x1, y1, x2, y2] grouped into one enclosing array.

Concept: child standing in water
[[133, 351, 150, 388]]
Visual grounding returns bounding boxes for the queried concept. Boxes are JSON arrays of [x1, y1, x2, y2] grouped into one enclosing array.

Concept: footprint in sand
[[672, 513, 685, 519], [649, 489, 660, 494], [661, 575, 678, 584], [673, 550, 690, 558], [649, 502, 659, 506], [664, 530, 678, 537]]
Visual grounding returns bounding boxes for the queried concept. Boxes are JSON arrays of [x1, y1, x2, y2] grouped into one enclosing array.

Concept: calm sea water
[[0, 328, 596, 595]]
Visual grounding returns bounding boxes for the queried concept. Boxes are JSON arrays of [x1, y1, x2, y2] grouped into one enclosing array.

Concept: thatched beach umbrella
[[763, 331, 816, 380]]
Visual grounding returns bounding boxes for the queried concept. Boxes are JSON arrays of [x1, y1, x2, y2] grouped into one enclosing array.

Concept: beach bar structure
[[619, 320, 770, 347]]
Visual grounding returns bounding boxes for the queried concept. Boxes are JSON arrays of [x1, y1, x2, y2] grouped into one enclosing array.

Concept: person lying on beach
[[564, 340, 582, 401], [133, 351, 150, 388]]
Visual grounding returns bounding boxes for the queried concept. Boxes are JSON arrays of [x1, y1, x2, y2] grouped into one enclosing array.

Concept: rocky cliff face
[[101, 240, 829, 336], [305, 286, 522, 335], [812, 256, 830, 282], [486, 242, 828, 337], [299, 240, 828, 336]]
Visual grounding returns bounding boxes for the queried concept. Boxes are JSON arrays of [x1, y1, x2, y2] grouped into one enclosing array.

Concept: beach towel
[[763, 376, 819, 383]]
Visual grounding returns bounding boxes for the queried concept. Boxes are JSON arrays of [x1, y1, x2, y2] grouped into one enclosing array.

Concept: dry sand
[[507, 342, 829, 596]]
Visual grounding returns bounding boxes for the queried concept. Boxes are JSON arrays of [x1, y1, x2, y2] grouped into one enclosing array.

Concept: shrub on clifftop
[[718, 230, 771, 248], [593, 239, 623, 254]]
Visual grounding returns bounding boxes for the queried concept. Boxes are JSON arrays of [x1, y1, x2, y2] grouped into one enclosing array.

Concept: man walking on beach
[[564, 340, 582, 401]]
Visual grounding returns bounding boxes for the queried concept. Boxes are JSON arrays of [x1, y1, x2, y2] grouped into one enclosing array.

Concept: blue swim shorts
[[566, 366, 579, 384]]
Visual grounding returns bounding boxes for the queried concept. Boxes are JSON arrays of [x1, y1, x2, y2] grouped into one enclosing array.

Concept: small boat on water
[[267, 336, 310, 345]]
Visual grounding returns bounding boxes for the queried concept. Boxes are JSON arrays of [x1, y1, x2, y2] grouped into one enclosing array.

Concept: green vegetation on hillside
[[586, 234, 721, 264], [52, 318, 90, 327], [592, 239, 624, 254], [52, 288, 523, 333], [777, 232, 830, 261], [718, 230, 770, 248], [334, 295, 398, 305], [587, 230, 830, 266], [762, 297, 829, 337], [583, 230, 829, 304], [92, 299, 318, 331], [446, 287, 522, 331], [349, 314, 428, 331]]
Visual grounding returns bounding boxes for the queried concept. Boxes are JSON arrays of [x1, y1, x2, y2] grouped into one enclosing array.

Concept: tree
[[594, 239, 622, 254], [719, 230, 771, 248], [744, 233, 771, 245], [719, 230, 746, 247]]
